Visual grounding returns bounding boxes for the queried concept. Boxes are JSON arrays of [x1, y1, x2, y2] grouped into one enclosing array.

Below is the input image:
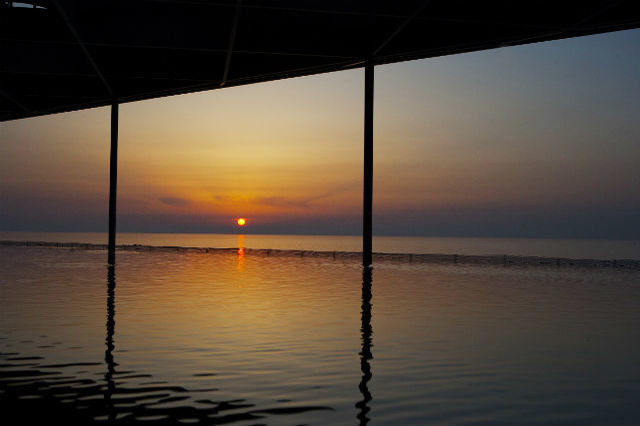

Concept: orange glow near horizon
[[237, 218, 247, 226]]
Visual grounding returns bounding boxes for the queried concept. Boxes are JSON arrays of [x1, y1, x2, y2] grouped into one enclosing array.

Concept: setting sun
[[236, 218, 247, 226]]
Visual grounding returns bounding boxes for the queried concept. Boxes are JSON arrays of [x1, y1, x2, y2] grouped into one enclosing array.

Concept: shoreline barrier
[[1, 240, 639, 269]]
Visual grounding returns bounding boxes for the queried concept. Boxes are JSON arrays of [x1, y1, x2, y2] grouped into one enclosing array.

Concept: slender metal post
[[363, 61, 374, 267], [108, 102, 119, 265]]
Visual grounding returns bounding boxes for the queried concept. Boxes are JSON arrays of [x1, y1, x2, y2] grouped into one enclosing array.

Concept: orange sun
[[236, 218, 247, 226]]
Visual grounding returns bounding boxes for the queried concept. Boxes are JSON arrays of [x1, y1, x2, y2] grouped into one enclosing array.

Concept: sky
[[1, 29, 639, 238]]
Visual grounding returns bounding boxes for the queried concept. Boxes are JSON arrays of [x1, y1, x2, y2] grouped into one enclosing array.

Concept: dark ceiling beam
[[116, 58, 357, 104], [1, 70, 97, 77], [145, 0, 545, 25], [221, 0, 242, 87], [0, 38, 359, 59], [3, 1, 639, 123], [374, 18, 640, 66], [576, 0, 625, 24], [373, 0, 433, 57], [23, 94, 106, 100], [413, 16, 555, 30], [50, 0, 113, 97], [144, 0, 560, 33], [141, 0, 387, 18], [0, 88, 30, 113], [516, 0, 627, 44], [0, 70, 219, 82], [371, 2, 638, 59], [560, 0, 625, 33]]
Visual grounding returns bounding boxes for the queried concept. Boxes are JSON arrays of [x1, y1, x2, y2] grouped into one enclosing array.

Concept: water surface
[[1, 246, 640, 424]]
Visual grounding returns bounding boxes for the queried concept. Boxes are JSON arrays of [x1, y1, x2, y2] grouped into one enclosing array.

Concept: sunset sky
[[1, 29, 639, 238]]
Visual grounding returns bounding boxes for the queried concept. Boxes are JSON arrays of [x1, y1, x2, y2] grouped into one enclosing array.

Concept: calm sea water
[[1, 231, 639, 259], [1, 245, 640, 425]]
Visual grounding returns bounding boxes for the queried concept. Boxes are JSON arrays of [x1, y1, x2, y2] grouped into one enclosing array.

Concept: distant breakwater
[[2, 240, 639, 270]]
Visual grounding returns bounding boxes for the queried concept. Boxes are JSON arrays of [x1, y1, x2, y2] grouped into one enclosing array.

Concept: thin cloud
[[251, 196, 310, 208], [158, 197, 191, 207]]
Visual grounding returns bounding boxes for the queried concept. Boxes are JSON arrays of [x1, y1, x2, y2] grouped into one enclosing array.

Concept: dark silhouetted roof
[[2, 0, 640, 121]]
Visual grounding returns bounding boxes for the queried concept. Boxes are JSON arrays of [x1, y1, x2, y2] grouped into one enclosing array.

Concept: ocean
[[1, 233, 640, 424]]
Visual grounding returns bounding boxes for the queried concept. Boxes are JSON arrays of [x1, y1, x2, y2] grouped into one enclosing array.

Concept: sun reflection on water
[[237, 234, 245, 271]]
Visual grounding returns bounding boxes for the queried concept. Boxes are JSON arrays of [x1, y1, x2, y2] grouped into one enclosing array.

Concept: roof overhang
[[2, 0, 640, 121]]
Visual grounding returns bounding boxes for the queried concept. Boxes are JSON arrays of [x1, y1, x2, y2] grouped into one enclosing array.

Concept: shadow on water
[[356, 267, 373, 426], [0, 264, 333, 425]]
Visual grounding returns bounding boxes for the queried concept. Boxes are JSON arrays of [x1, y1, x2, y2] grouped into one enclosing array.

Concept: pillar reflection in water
[[105, 265, 117, 421], [356, 267, 373, 425]]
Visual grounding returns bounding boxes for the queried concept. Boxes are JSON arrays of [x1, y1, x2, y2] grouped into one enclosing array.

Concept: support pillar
[[108, 102, 118, 265], [363, 61, 374, 267]]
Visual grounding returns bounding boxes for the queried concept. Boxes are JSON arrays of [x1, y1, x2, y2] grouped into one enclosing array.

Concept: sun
[[236, 218, 247, 227]]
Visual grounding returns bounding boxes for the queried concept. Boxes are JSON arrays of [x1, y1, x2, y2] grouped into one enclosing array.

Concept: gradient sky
[[1, 29, 639, 238]]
